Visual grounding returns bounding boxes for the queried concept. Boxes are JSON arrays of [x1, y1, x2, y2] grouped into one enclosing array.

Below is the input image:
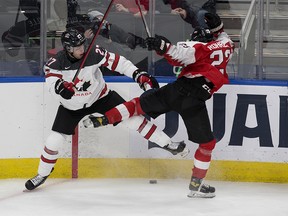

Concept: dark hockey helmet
[[191, 27, 213, 42], [61, 28, 86, 52], [204, 13, 224, 34]]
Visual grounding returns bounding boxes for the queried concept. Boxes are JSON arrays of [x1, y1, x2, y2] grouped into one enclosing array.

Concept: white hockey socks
[[38, 131, 65, 176], [120, 115, 171, 147]]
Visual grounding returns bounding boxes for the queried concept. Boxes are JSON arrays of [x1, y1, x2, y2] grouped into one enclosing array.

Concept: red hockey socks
[[105, 97, 144, 124], [192, 139, 216, 179]]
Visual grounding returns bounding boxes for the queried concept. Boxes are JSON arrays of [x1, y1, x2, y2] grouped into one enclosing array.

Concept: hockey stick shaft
[[72, 0, 115, 83], [135, 0, 151, 37], [15, 2, 20, 25]]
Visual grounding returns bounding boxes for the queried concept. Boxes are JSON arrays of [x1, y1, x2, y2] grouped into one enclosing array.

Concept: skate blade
[[187, 190, 216, 198], [23, 187, 38, 192]]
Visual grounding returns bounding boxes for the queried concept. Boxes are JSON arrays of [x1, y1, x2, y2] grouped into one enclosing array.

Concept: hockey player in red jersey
[[83, 13, 234, 198], [25, 28, 189, 191]]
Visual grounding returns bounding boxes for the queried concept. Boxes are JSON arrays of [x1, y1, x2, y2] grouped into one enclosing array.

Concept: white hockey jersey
[[44, 45, 138, 110]]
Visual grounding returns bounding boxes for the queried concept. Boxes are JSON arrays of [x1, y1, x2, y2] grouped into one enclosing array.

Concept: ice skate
[[187, 177, 215, 198], [83, 115, 109, 128], [25, 168, 54, 191], [163, 141, 190, 158]]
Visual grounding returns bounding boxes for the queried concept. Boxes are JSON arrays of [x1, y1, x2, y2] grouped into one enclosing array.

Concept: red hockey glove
[[55, 79, 75, 100], [133, 70, 159, 91], [145, 35, 170, 55]]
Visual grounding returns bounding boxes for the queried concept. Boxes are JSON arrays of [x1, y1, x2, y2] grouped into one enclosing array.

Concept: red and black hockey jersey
[[164, 32, 234, 93]]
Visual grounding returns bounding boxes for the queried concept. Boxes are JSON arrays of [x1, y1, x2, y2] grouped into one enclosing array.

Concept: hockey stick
[[15, 2, 20, 25], [135, 0, 151, 37], [72, 0, 115, 83]]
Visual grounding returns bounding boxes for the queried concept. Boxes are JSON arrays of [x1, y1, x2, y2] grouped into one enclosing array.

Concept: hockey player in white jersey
[[25, 28, 189, 191]]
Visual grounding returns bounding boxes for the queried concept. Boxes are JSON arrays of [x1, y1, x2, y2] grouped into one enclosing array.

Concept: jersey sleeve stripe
[[111, 54, 120, 71], [45, 73, 62, 79], [101, 52, 110, 67]]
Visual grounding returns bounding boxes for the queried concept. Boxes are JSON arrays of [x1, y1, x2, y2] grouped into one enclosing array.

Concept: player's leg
[[82, 90, 144, 127], [83, 86, 173, 126], [188, 139, 216, 198], [119, 115, 189, 157], [181, 102, 216, 198], [25, 131, 66, 190], [83, 89, 189, 157], [25, 106, 81, 190], [83, 97, 143, 126]]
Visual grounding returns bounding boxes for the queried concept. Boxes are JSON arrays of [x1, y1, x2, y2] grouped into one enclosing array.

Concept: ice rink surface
[[0, 178, 287, 216]]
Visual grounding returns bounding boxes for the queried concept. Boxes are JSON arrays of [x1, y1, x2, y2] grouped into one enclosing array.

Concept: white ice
[[0, 178, 287, 216]]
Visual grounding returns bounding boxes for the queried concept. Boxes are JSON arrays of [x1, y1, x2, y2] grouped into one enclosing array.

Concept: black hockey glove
[[133, 70, 159, 91], [55, 79, 75, 100], [145, 35, 170, 55], [126, 33, 147, 50]]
